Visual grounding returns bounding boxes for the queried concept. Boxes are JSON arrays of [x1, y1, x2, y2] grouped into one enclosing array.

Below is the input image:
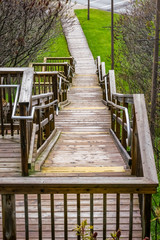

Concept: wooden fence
[[0, 176, 158, 240]]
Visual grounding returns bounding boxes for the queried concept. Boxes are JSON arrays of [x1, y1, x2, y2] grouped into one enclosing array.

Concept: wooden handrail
[[0, 176, 157, 194], [133, 94, 158, 183]]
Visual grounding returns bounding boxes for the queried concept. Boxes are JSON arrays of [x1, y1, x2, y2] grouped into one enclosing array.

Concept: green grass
[[35, 30, 70, 62], [75, 9, 118, 72]]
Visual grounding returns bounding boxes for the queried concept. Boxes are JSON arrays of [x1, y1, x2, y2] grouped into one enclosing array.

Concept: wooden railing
[[0, 68, 59, 176], [30, 61, 74, 84], [0, 176, 158, 240], [33, 71, 70, 104], [44, 56, 75, 72], [0, 71, 21, 136], [0, 56, 75, 176], [96, 56, 158, 238]]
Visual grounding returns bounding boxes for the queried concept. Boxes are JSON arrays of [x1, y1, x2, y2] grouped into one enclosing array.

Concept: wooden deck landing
[[0, 135, 21, 177]]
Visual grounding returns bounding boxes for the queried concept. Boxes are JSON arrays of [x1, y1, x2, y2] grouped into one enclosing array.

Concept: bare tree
[[114, 0, 156, 105], [0, 0, 71, 67]]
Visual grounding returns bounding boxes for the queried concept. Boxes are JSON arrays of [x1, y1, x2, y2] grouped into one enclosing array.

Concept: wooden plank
[[41, 167, 125, 173]]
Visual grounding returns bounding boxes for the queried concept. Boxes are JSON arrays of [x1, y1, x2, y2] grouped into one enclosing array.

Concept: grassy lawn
[[35, 30, 70, 62], [75, 9, 118, 73]]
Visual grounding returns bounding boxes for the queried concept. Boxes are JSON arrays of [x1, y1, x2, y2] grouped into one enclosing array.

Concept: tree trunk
[[150, 0, 160, 137]]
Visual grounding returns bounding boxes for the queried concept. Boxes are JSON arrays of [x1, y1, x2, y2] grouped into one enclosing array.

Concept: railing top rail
[[0, 176, 157, 194], [133, 94, 158, 184], [32, 92, 53, 100], [0, 67, 30, 73], [30, 62, 69, 67], [44, 57, 74, 60], [34, 71, 59, 75], [113, 93, 133, 98]]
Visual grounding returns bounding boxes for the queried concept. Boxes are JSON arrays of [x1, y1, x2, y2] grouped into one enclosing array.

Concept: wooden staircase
[[0, 10, 158, 240], [34, 72, 129, 177]]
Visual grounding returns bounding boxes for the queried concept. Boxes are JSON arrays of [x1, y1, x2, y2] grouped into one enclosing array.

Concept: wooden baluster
[[64, 194, 68, 240], [0, 87, 4, 136], [45, 96, 50, 139], [116, 194, 120, 231], [111, 98, 115, 132], [19, 103, 28, 176], [49, 75, 51, 92], [62, 81, 65, 102], [51, 194, 55, 240], [77, 194, 80, 240], [66, 83, 68, 101], [143, 194, 152, 239], [116, 98, 120, 140], [122, 98, 127, 149], [44, 74, 46, 93], [9, 87, 13, 136], [131, 107, 138, 175], [103, 194, 107, 240], [90, 194, 94, 235], [50, 95, 55, 132], [2, 194, 16, 240], [36, 99, 42, 148], [103, 83, 105, 101], [33, 75, 36, 95], [38, 194, 42, 240], [38, 75, 41, 95], [70, 57, 73, 67], [64, 65, 68, 80], [52, 75, 58, 102], [129, 194, 133, 240], [24, 194, 29, 240]]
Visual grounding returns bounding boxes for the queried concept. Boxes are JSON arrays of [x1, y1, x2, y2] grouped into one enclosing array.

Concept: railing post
[[121, 97, 127, 149], [131, 107, 138, 175], [2, 194, 16, 240], [45, 96, 50, 139], [19, 103, 29, 176], [116, 99, 120, 139], [143, 194, 152, 239], [36, 99, 42, 148], [64, 65, 68, 79], [52, 75, 58, 102]]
